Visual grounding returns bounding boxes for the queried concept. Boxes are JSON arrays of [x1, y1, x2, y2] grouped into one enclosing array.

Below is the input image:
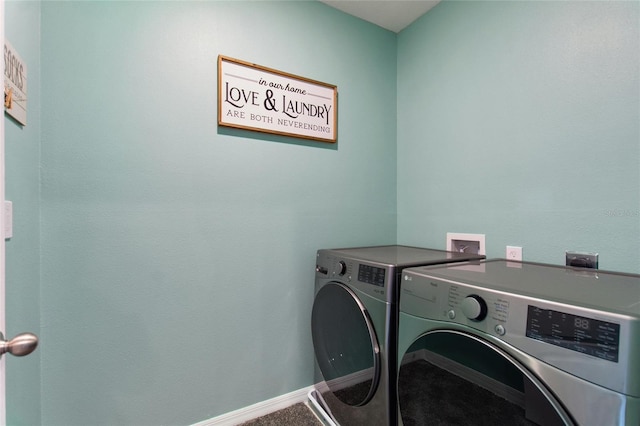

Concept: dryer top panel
[[319, 245, 485, 268], [409, 259, 640, 316]]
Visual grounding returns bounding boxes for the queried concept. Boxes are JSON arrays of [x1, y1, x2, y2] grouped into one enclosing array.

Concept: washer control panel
[[525, 305, 620, 363], [402, 275, 512, 338]]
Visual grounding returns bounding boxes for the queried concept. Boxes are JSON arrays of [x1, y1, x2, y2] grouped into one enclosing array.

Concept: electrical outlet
[[506, 246, 522, 261], [446, 233, 485, 255]]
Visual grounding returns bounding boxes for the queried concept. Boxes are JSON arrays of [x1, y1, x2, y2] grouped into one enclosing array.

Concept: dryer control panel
[[316, 252, 394, 303]]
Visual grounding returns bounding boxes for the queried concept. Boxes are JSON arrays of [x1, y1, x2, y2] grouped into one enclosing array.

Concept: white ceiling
[[319, 0, 441, 33]]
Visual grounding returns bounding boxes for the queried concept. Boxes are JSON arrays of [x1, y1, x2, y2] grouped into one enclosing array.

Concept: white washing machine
[[311, 245, 484, 426], [397, 259, 640, 426]]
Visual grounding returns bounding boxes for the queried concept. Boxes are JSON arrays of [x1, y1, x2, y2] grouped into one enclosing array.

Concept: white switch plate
[[4, 200, 13, 239], [506, 245, 522, 261]]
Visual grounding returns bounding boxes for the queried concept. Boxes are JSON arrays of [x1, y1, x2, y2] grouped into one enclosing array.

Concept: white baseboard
[[191, 385, 315, 426]]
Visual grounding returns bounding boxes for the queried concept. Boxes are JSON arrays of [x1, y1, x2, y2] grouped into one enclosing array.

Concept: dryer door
[[399, 330, 574, 425], [312, 282, 381, 407]]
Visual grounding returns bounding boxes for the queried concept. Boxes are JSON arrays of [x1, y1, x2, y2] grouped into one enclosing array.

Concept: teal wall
[[397, 1, 639, 273], [39, 1, 396, 425], [4, 1, 42, 425], [3, 1, 638, 425]]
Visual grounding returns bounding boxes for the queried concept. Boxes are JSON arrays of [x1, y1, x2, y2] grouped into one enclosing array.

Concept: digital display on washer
[[358, 264, 385, 287], [526, 305, 620, 362]]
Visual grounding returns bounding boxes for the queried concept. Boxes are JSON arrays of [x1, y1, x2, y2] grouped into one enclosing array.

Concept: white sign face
[[4, 41, 27, 126], [218, 56, 337, 143]]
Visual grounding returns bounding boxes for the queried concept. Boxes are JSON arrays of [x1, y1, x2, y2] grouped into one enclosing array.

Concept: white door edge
[[0, 0, 7, 423]]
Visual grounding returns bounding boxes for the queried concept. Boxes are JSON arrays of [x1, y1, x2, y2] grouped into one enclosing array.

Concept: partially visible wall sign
[[218, 56, 337, 143], [4, 40, 27, 126]]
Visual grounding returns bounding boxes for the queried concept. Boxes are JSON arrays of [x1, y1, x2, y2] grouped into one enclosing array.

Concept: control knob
[[335, 261, 347, 276], [461, 295, 488, 321]]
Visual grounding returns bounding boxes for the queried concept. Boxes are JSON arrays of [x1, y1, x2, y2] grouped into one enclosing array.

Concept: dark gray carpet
[[238, 402, 323, 426]]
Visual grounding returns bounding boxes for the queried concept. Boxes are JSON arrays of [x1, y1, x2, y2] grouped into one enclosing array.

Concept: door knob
[[0, 332, 38, 358]]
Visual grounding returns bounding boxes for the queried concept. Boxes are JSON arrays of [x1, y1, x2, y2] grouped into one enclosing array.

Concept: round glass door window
[[311, 282, 380, 406], [398, 331, 573, 426]]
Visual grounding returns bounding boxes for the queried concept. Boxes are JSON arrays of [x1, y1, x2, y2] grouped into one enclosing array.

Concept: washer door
[[312, 282, 381, 407], [399, 331, 575, 426]]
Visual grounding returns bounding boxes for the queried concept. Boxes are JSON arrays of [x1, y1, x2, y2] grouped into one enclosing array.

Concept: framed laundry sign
[[218, 55, 337, 143]]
